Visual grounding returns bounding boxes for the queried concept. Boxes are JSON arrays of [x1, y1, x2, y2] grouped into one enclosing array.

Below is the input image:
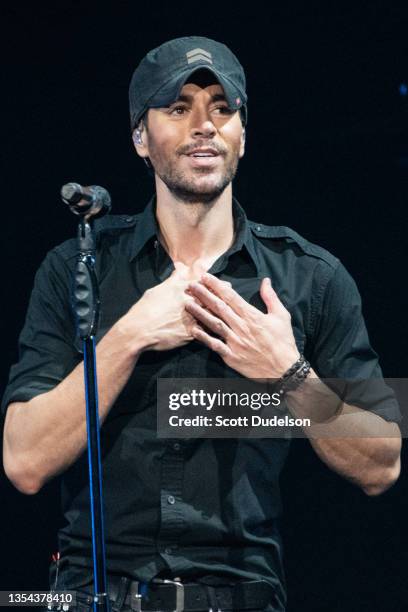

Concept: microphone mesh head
[[92, 186, 112, 214], [61, 182, 82, 203]]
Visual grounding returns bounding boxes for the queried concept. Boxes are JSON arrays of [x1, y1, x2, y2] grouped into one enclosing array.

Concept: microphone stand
[[72, 216, 110, 612]]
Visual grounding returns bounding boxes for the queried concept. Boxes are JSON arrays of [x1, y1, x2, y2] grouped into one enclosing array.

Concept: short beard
[[155, 155, 239, 205]]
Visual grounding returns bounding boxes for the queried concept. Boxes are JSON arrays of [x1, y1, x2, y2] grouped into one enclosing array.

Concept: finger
[[184, 289, 205, 307], [185, 300, 236, 341], [191, 325, 233, 359], [187, 281, 244, 330], [259, 277, 288, 315], [259, 277, 275, 314], [198, 273, 253, 316]]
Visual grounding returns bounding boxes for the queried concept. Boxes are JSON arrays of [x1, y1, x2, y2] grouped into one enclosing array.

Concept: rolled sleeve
[[310, 261, 401, 423], [1, 249, 81, 415]]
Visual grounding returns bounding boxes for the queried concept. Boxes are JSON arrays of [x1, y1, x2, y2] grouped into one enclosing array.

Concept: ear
[[239, 127, 246, 158], [132, 125, 150, 159]]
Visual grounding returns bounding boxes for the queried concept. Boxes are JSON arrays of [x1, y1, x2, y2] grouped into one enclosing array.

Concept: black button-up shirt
[[2, 198, 400, 610]]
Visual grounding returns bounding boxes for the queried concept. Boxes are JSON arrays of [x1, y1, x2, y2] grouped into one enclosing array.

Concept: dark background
[[1, 2, 408, 611]]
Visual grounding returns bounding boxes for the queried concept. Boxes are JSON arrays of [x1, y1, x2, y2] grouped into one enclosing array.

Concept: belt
[[72, 576, 276, 611]]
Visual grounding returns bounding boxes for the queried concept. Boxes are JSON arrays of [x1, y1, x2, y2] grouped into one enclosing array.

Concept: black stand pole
[[74, 219, 110, 612]]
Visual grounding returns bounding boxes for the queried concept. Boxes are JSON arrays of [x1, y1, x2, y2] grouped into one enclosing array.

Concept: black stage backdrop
[[1, 3, 408, 611]]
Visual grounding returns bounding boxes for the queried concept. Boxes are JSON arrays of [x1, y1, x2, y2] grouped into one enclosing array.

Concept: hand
[[121, 262, 198, 352], [185, 273, 300, 379]]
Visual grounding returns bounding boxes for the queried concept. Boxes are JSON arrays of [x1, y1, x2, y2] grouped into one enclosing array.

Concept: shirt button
[[165, 546, 175, 555], [173, 443, 181, 451], [256, 225, 261, 231], [167, 495, 176, 505]]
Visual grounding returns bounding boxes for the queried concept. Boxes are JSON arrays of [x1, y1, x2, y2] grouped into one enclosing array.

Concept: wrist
[[275, 349, 301, 379], [111, 314, 150, 358], [276, 353, 311, 397], [285, 369, 343, 422]]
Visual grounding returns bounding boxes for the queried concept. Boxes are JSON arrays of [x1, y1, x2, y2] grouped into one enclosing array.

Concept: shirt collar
[[129, 196, 262, 275], [130, 196, 158, 258]]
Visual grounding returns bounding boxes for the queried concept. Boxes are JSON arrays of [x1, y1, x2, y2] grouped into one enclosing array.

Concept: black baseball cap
[[129, 36, 247, 130]]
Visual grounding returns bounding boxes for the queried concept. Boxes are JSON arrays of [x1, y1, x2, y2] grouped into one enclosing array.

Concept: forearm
[[4, 266, 196, 494], [3, 317, 143, 494], [286, 370, 402, 495], [308, 430, 401, 495], [184, 271, 402, 494]]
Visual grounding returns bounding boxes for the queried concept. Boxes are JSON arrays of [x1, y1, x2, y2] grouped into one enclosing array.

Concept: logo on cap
[[186, 48, 213, 65]]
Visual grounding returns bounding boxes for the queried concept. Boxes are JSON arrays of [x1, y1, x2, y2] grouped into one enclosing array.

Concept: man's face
[[134, 74, 245, 204]]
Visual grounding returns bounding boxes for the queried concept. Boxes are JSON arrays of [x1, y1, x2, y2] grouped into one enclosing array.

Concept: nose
[[189, 107, 216, 139]]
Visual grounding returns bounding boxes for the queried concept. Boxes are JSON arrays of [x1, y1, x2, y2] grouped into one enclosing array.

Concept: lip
[[185, 154, 220, 167], [185, 148, 220, 157], [184, 148, 221, 167]]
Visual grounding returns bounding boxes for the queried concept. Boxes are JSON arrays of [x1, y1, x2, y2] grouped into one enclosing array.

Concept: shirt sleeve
[[1, 248, 81, 416], [309, 261, 401, 423]]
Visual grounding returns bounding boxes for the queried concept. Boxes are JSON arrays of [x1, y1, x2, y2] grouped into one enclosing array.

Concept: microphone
[[61, 182, 112, 218]]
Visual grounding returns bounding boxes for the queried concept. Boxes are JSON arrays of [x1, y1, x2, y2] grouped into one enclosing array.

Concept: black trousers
[[42, 574, 284, 612], [40, 577, 281, 612], [40, 604, 276, 612], [40, 605, 277, 612]]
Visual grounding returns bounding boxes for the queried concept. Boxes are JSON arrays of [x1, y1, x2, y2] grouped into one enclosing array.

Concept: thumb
[[171, 261, 189, 279], [260, 277, 276, 314]]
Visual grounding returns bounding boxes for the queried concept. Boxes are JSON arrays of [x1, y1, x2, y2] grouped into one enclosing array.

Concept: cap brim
[[147, 64, 246, 113]]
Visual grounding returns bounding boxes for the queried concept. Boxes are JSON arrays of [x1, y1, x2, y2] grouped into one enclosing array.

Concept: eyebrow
[[172, 93, 228, 104]]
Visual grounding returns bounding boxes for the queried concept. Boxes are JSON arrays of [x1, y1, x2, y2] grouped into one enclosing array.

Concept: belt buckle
[[129, 581, 143, 612], [161, 578, 185, 612]]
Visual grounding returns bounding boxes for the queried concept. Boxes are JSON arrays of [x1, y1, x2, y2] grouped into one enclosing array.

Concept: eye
[[213, 106, 235, 116], [169, 105, 188, 116]]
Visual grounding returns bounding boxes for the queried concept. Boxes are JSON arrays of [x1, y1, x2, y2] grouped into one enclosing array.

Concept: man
[[2, 36, 402, 612]]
